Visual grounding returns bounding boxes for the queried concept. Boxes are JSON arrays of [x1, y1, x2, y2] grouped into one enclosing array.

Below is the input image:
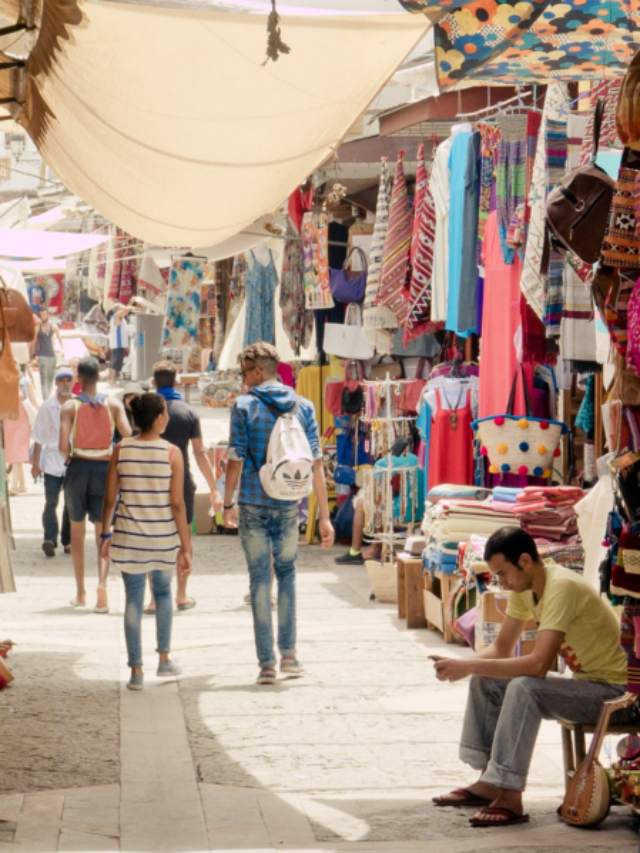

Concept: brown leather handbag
[[0, 276, 35, 343], [545, 100, 615, 264], [0, 298, 20, 421]]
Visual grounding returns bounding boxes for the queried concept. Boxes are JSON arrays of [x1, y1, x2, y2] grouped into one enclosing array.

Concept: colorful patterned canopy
[[398, 0, 640, 90]]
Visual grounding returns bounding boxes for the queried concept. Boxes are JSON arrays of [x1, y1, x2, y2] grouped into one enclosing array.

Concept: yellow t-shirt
[[506, 560, 627, 685]]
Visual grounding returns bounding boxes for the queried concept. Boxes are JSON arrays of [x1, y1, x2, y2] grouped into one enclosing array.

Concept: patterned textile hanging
[[280, 218, 313, 354], [521, 84, 570, 318], [377, 150, 411, 326], [405, 144, 437, 342], [302, 212, 333, 310], [227, 254, 246, 331], [542, 117, 569, 336], [561, 113, 598, 372], [477, 123, 501, 265], [580, 80, 622, 167], [195, 261, 217, 370], [363, 158, 397, 342], [162, 256, 203, 362], [213, 261, 226, 362], [496, 114, 528, 265]]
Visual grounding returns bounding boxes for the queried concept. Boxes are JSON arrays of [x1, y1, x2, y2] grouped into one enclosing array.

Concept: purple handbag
[[330, 247, 367, 303]]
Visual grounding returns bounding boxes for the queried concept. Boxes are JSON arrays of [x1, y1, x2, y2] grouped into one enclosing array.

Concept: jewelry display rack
[[361, 375, 417, 557]]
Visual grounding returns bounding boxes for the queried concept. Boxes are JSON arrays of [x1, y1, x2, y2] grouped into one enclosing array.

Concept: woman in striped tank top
[[100, 393, 192, 691]]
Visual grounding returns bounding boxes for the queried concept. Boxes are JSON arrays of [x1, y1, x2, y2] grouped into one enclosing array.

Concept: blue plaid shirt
[[228, 381, 322, 509]]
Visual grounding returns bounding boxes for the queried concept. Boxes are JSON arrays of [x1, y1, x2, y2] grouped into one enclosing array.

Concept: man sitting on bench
[[431, 527, 634, 828]]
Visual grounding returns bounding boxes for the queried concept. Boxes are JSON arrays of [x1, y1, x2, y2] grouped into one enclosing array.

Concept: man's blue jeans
[[238, 504, 298, 669], [43, 474, 70, 548], [121, 570, 173, 668], [460, 674, 629, 792]]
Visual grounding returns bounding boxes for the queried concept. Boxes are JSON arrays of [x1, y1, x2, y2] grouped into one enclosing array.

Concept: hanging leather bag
[[324, 361, 363, 417], [545, 100, 615, 264], [370, 358, 402, 381], [0, 297, 20, 421], [341, 361, 364, 415], [330, 247, 368, 304], [0, 276, 35, 344], [323, 303, 375, 360]]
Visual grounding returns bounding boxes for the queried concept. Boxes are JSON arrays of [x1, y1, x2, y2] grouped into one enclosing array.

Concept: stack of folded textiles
[[423, 499, 520, 576], [491, 486, 524, 513], [513, 486, 585, 541]]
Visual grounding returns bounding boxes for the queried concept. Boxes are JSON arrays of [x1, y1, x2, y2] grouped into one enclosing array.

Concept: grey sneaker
[[280, 659, 305, 677], [127, 673, 144, 691], [42, 540, 56, 558], [157, 661, 182, 677]]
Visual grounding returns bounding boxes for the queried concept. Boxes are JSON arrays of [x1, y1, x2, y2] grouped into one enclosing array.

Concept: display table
[[177, 373, 201, 403], [396, 553, 428, 629], [423, 570, 459, 643]]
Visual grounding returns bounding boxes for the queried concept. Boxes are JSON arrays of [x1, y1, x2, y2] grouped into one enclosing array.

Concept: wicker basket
[[365, 560, 398, 603]]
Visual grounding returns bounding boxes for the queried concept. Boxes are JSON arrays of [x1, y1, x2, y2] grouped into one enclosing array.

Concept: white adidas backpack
[[258, 400, 314, 501]]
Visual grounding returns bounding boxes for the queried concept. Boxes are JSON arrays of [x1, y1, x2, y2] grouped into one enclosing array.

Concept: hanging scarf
[[580, 79, 622, 167], [477, 123, 501, 265], [542, 117, 569, 336], [405, 144, 438, 342], [496, 114, 528, 265], [156, 385, 184, 402], [302, 211, 333, 310], [364, 158, 390, 313], [521, 84, 571, 318], [377, 150, 411, 326], [561, 112, 599, 372], [281, 218, 313, 354], [521, 295, 552, 366]]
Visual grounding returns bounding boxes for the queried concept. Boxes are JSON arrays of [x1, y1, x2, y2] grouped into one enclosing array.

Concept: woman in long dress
[[5, 364, 39, 495]]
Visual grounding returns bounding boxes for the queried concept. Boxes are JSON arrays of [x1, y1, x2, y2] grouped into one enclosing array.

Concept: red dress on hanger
[[428, 388, 474, 490]]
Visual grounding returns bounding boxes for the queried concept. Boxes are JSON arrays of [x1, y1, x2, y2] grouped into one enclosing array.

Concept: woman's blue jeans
[[121, 570, 173, 668], [238, 504, 299, 669]]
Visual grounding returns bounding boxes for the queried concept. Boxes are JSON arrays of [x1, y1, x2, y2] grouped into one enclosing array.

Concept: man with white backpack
[[223, 341, 334, 685]]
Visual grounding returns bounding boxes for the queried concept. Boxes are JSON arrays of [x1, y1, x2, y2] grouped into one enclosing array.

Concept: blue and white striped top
[[111, 438, 180, 574]]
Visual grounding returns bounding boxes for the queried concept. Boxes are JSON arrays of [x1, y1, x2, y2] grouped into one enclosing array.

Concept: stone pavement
[[0, 404, 638, 851]]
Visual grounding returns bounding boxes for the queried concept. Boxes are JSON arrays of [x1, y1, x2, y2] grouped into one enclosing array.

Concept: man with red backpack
[[60, 357, 131, 613]]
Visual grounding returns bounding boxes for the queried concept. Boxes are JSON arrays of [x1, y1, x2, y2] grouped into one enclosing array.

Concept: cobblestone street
[[0, 408, 637, 851]]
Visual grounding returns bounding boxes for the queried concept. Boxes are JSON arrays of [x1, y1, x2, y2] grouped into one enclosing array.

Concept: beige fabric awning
[[20, 3, 429, 246]]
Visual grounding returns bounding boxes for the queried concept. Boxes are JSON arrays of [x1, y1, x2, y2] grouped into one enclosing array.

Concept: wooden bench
[[559, 718, 640, 791], [396, 553, 427, 629]]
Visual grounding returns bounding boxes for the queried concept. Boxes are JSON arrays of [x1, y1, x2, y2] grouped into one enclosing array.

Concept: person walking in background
[[145, 360, 222, 613], [100, 393, 192, 691], [223, 341, 334, 685], [59, 356, 131, 612], [6, 364, 39, 496], [31, 366, 74, 557], [32, 308, 63, 400], [108, 303, 134, 386]]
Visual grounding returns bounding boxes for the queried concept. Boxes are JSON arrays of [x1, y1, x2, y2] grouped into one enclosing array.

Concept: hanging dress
[[427, 388, 474, 491], [479, 211, 525, 420], [243, 249, 277, 347]]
